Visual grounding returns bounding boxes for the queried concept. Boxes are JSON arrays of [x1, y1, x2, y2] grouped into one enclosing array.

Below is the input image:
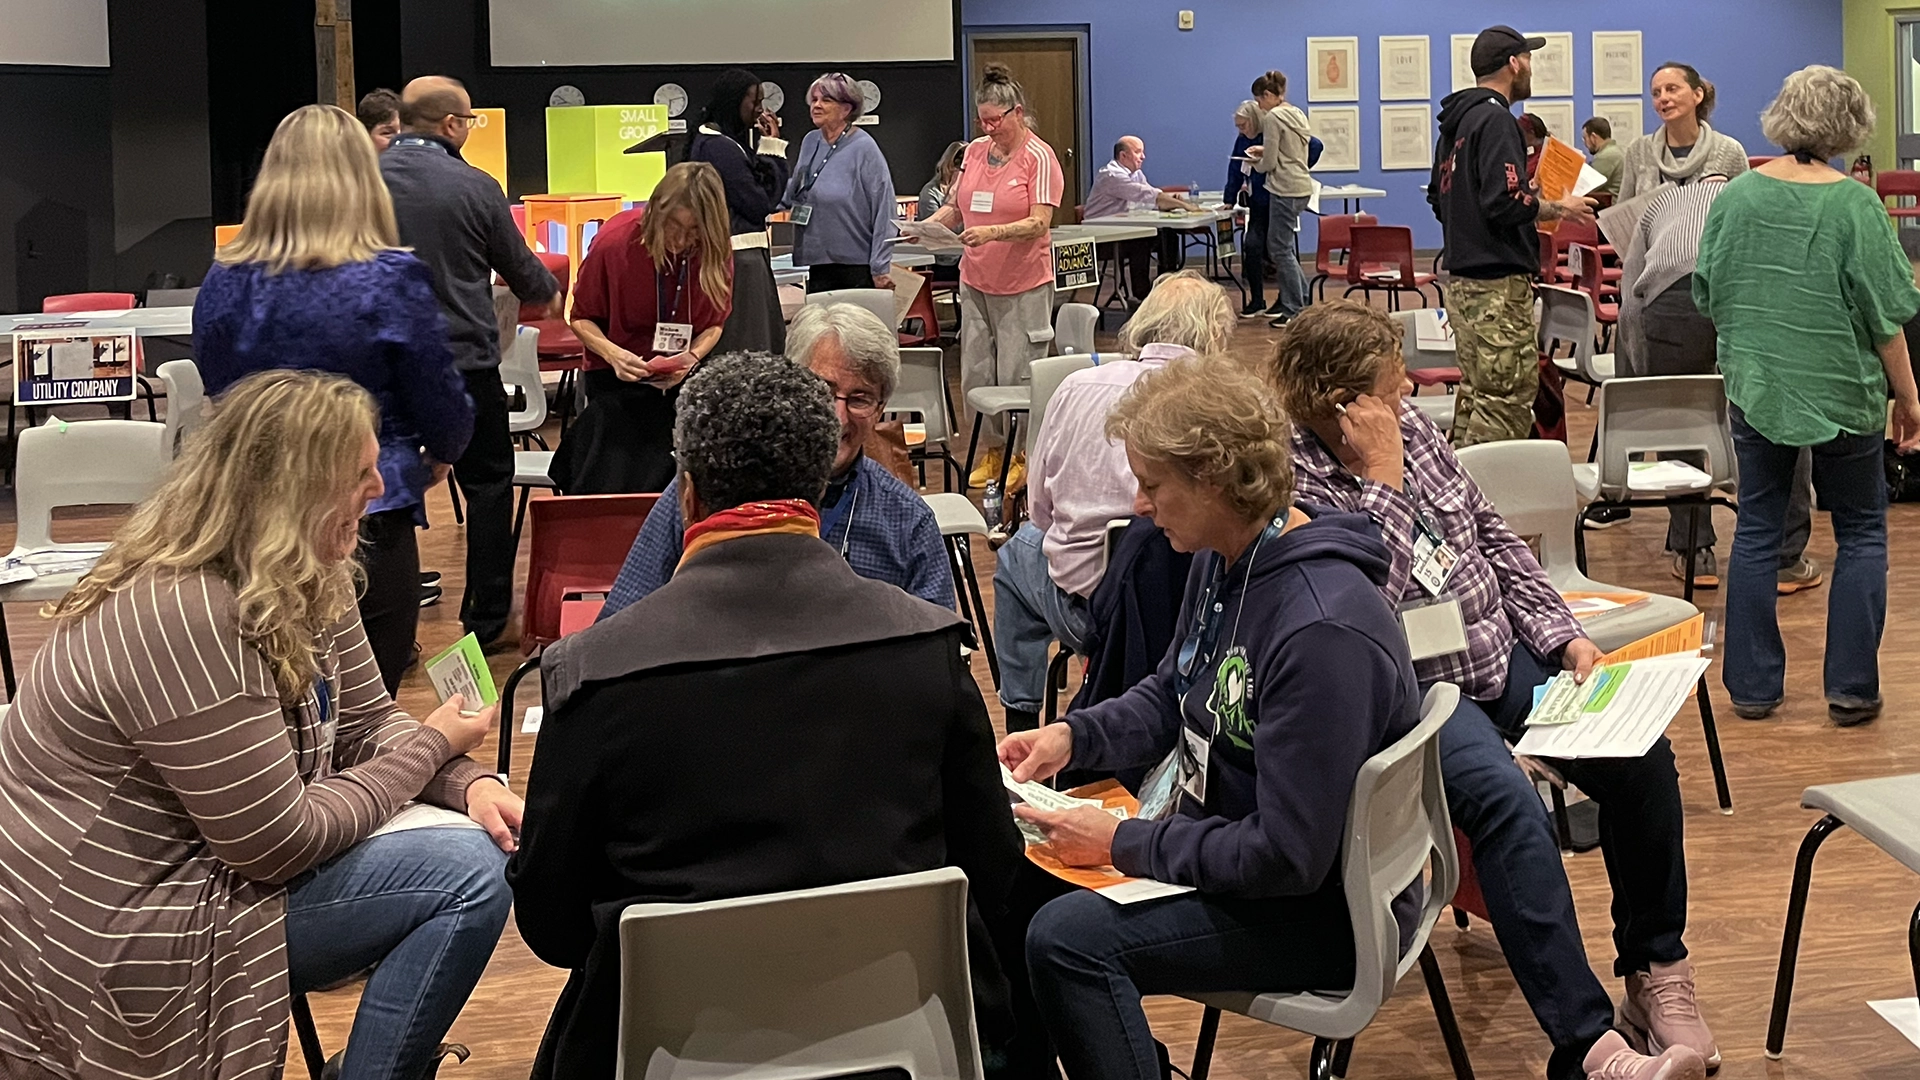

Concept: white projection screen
[[0, 0, 109, 66], [489, 0, 953, 66]]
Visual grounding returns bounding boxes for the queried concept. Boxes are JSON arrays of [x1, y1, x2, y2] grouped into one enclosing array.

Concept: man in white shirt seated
[[992, 270, 1234, 730], [1083, 136, 1202, 301]]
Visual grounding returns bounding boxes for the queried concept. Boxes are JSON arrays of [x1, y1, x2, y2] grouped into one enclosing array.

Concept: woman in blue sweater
[[688, 69, 792, 353], [1224, 100, 1271, 317], [194, 105, 474, 695], [783, 72, 899, 293], [1001, 355, 1421, 1080]]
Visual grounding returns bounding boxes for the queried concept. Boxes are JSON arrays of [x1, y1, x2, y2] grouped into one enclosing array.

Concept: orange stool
[[522, 193, 623, 291], [215, 224, 242, 247]]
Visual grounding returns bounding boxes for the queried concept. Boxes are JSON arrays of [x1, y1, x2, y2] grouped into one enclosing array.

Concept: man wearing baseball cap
[[1429, 26, 1597, 449]]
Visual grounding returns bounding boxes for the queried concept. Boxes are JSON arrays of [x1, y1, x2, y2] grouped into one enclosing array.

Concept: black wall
[[398, 0, 967, 198], [0, 68, 114, 312]]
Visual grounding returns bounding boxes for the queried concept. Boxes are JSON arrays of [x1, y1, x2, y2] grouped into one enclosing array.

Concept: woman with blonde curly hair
[[0, 370, 518, 1080], [996, 353, 1423, 1080]]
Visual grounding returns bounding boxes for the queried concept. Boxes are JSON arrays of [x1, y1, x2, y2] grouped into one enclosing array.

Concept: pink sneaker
[[1584, 1031, 1706, 1080], [1620, 960, 1721, 1072]]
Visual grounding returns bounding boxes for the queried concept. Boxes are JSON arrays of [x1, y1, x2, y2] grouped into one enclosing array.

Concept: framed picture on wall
[[1529, 100, 1578, 147], [1593, 98, 1646, 141], [1307, 36, 1361, 102], [1379, 104, 1433, 170], [1526, 32, 1575, 99], [1310, 106, 1362, 172], [1592, 31, 1644, 97], [1451, 34, 1477, 93], [1378, 35, 1430, 101]]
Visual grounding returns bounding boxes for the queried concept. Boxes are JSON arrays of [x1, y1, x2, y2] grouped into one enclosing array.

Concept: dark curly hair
[[674, 352, 841, 513]]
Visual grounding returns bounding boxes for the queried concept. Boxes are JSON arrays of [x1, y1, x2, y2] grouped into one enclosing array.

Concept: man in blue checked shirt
[[599, 303, 954, 617]]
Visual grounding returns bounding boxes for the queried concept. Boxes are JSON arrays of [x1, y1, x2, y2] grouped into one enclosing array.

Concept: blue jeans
[[1724, 406, 1888, 707], [1241, 199, 1270, 306], [1026, 887, 1354, 1080], [1265, 195, 1308, 317], [993, 523, 1092, 714], [286, 826, 512, 1080]]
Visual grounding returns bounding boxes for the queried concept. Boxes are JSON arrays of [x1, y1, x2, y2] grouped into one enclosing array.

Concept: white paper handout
[[371, 801, 487, 838], [1573, 164, 1610, 198], [1515, 655, 1711, 759], [898, 220, 965, 253], [1627, 460, 1713, 491], [1414, 308, 1456, 351], [1868, 998, 1920, 1052]]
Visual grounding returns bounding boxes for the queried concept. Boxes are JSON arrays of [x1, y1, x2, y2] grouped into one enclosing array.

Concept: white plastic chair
[[885, 347, 961, 490], [1054, 302, 1100, 356], [1572, 375, 1737, 601], [922, 493, 998, 689], [0, 419, 169, 697], [1538, 285, 1616, 399], [961, 386, 1031, 494], [500, 325, 548, 443], [616, 867, 982, 1080], [156, 359, 206, 459], [1026, 353, 1097, 449], [1185, 683, 1472, 1080], [808, 288, 899, 331], [1457, 438, 1732, 814]]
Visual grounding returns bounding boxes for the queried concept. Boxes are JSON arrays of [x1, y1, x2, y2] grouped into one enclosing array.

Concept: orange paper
[[1534, 137, 1587, 233], [1597, 613, 1705, 665], [1024, 780, 1149, 892]]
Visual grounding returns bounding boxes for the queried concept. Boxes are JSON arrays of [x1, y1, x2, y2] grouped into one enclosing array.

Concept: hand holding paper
[[898, 219, 966, 253], [423, 695, 496, 757], [1014, 804, 1119, 867], [999, 726, 1074, 783]]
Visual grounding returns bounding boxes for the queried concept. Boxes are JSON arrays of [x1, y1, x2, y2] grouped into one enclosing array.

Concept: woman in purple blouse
[[194, 104, 474, 695]]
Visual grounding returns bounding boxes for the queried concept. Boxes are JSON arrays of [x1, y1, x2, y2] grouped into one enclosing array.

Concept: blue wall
[[962, 0, 1843, 250]]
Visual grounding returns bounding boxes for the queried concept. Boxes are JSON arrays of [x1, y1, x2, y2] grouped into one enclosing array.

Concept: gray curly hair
[[1761, 65, 1876, 163], [674, 352, 841, 511], [1118, 270, 1236, 355], [787, 302, 900, 398]]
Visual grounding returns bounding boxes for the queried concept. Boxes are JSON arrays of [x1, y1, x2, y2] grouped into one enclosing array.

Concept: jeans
[[286, 827, 511, 1080], [1241, 200, 1269, 306], [1026, 886, 1354, 1080], [1436, 645, 1691, 1079], [993, 523, 1091, 714], [358, 509, 421, 699], [1724, 406, 1889, 707], [454, 369, 515, 645], [1264, 195, 1308, 317]]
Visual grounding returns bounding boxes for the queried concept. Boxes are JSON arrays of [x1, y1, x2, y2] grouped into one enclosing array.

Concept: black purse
[[1888, 442, 1920, 502]]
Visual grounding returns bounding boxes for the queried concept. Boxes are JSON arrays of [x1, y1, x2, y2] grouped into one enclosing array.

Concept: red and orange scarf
[[678, 499, 821, 569]]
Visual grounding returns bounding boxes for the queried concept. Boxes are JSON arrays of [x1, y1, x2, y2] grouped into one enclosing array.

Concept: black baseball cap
[[1471, 25, 1547, 77]]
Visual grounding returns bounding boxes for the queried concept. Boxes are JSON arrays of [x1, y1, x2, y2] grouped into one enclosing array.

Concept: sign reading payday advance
[[1053, 236, 1099, 291], [13, 328, 136, 406]]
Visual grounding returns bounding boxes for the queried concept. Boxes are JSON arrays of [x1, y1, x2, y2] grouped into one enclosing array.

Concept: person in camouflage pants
[[1449, 274, 1538, 447]]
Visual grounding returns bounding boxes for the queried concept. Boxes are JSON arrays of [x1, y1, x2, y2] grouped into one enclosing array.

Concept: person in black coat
[[509, 352, 1023, 1080], [687, 69, 793, 353]]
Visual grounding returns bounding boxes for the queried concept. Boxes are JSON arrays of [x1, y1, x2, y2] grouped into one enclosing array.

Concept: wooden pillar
[[315, 0, 355, 109]]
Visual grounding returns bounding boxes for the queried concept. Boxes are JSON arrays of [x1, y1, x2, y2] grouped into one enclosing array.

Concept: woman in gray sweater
[[1618, 63, 1749, 200]]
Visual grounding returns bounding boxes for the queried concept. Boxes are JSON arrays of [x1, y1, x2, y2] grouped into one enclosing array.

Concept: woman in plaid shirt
[[1271, 301, 1715, 1080]]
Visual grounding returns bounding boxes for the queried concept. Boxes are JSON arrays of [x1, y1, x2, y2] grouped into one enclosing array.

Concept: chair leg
[[945, 537, 978, 637], [958, 537, 1000, 689], [290, 993, 326, 1080], [0, 605, 14, 701], [447, 478, 465, 525], [496, 655, 540, 780], [1549, 785, 1574, 852], [1909, 899, 1920, 1005], [1189, 1006, 1221, 1080], [996, 413, 1021, 496], [1766, 814, 1846, 1058], [961, 413, 985, 494], [1309, 1037, 1339, 1080], [1574, 511, 1589, 575], [1696, 676, 1732, 813], [1330, 1037, 1355, 1079], [1681, 501, 1700, 604], [1043, 648, 1071, 725], [511, 485, 532, 547], [1453, 906, 1470, 929], [1420, 944, 1477, 1080]]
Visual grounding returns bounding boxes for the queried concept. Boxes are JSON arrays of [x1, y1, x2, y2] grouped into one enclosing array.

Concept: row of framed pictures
[[1306, 99, 1646, 172], [1305, 31, 1646, 103]]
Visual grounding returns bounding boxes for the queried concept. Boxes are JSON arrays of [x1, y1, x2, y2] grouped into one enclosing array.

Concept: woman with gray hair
[[783, 72, 899, 293], [1223, 100, 1271, 317], [599, 303, 953, 616], [1695, 64, 1920, 727]]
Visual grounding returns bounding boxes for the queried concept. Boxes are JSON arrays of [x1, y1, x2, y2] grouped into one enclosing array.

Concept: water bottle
[[1188, 180, 1200, 204], [982, 480, 1003, 528]]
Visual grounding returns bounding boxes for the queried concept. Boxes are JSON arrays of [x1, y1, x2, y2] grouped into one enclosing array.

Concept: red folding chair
[[1342, 225, 1443, 311], [1308, 212, 1375, 302], [42, 292, 137, 312], [1876, 170, 1920, 220], [495, 492, 660, 777], [1569, 243, 1620, 349], [1543, 219, 1620, 289]]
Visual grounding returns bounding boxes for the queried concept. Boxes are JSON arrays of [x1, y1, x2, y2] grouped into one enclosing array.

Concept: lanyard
[[817, 487, 858, 558], [655, 257, 689, 330], [388, 135, 452, 156], [1172, 511, 1283, 701], [796, 129, 853, 199]]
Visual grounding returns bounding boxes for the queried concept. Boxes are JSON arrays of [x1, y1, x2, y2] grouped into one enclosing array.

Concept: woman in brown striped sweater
[[0, 371, 520, 1080]]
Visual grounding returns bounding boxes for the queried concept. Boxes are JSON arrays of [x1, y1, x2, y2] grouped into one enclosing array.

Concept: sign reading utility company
[[13, 326, 137, 405]]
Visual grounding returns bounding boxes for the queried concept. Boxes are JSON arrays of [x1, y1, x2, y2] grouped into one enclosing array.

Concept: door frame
[[961, 26, 1093, 196], [1897, 13, 1920, 169]]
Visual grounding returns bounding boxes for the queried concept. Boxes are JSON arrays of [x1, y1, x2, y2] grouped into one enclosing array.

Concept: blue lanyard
[[314, 677, 331, 727], [796, 130, 853, 200], [1173, 511, 1285, 697], [816, 464, 859, 557], [655, 257, 690, 333]]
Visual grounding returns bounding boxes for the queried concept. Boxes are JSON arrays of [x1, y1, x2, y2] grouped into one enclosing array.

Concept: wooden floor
[[8, 309, 1920, 1079]]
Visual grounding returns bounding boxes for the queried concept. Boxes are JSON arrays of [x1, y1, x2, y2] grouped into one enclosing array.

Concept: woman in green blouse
[[1695, 64, 1920, 727]]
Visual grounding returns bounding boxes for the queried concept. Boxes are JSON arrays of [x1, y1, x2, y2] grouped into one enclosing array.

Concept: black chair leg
[[1549, 785, 1574, 852], [512, 485, 533, 547], [1574, 511, 1590, 575], [1043, 648, 1071, 724], [496, 655, 539, 780], [447, 479, 465, 525], [961, 413, 985, 494], [1453, 907, 1470, 930], [1766, 814, 1846, 1058], [290, 993, 326, 1080], [958, 537, 1000, 689], [1330, 1037, 1355, 1079], [1910, 899, 1920, 1004], [1189, 1006, 1221, 1080], [1696, 676, 1732, 813], [0, 604, 13, 701], [996, 413, 1021, 496], [1682, 501, 1700, 604], [1420, 944, 1476, 1080]]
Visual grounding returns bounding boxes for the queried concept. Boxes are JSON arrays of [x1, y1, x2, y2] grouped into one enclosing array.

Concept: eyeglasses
[[977, 108, 1015, 131], [440, 113, 479, 128], [833, 392, 882, 417]]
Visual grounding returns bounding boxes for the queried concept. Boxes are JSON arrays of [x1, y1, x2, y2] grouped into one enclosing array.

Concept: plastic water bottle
[[1188, 180, 1200, 203], [982, 481, 1003, 528]]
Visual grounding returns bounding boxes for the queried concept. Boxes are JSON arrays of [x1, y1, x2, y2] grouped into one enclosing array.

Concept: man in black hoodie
[[1429, 27, 1596, 448]]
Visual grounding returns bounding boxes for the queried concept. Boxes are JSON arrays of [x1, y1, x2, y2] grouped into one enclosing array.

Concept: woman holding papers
[[0, 370, 517, 1080], [999, 355, 1424, 1080], [1272, 302, 1715, 1080], [1618, 63, 1749, 201]]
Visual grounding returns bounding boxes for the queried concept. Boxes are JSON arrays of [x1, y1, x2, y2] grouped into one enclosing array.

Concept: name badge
[[790, 203, 813, 226], [653, 321, 693, 355], [970, 189, 995, 213], [1409, 519, 1459, 596], [1399, 595, 1470, 661], [1177, 725, 1211, 806]]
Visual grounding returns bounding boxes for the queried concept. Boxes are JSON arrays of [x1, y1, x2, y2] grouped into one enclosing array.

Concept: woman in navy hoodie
[[1001, 354, 1421, 1080]]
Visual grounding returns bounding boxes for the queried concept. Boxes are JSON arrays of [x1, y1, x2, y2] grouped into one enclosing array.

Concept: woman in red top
[[553, 162, 734, 494]]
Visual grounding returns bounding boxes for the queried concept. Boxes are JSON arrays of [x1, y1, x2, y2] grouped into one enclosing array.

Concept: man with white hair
[[599, 303, 954, 614], [993, 271, 1232, 730]]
